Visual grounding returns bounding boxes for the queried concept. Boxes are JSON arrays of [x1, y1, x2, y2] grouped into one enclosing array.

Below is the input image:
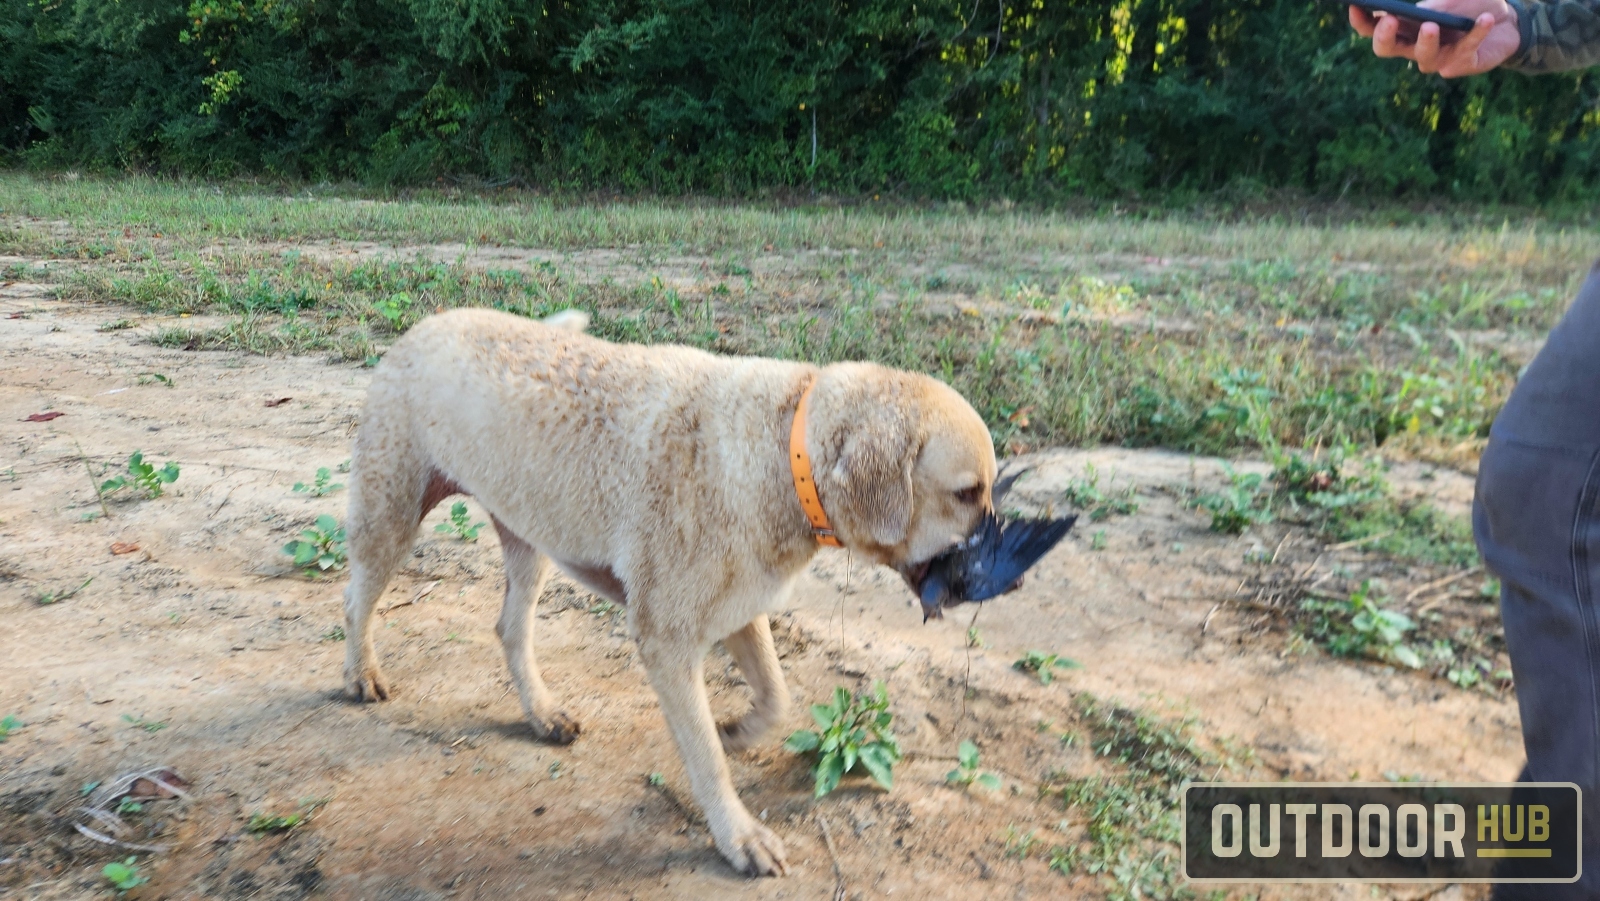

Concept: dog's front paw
[[532, 711, 581, 745], [344, 666, 391, 702], [717, 821, 788, 877]]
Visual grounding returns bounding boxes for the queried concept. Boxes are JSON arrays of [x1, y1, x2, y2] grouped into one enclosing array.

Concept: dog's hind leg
[[493, 518, 580, 744], [342, 429, 453, 702], [716, 615, 789, 753]]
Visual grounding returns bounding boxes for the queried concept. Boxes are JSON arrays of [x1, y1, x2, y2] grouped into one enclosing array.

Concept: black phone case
[[1347, 0, 1477, 30]]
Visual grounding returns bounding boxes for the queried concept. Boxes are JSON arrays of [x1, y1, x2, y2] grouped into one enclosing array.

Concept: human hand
[[1348, 0, 1521, 76]]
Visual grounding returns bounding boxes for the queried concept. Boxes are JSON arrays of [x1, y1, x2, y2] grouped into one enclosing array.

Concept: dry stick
[[1327, 529, 1395, 552], [1406, 566, 1483, 605], [74, 438, 109, 520], [381, 579, 439, 615], [1270, 531, 1293, 564], [209, 483, 240, 520], [961, 603, 983, 724], [279, 702, 333, 740], [73, 822, 168, 853], [815, 812, 846, 901], [838, 552, 854, 659]]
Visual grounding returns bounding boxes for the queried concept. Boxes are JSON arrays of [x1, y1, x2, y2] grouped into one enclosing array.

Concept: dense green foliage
[[3, 0, 1600, 199]]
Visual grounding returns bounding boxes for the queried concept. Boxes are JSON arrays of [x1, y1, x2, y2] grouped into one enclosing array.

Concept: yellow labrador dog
[[341, 307, 997, 876]]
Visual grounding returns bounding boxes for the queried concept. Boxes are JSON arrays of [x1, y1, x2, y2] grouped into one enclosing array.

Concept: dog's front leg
[[639, 638, 788, 877]]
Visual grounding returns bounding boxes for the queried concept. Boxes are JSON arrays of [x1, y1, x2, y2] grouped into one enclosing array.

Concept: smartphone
[[1345, 0, 1477, 31]]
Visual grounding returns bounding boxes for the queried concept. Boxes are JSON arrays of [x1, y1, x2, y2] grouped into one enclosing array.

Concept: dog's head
[[810, 363, 998, 595]]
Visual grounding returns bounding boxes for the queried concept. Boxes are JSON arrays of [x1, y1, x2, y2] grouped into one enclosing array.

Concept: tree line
[[3, 0, 1598, 200]]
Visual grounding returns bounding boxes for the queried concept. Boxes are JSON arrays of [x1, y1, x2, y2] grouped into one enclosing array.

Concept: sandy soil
[[1, 282, 1519, 900]]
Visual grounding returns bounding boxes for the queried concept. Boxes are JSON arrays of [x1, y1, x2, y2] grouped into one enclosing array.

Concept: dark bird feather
[[917, 468, 1077, 622]]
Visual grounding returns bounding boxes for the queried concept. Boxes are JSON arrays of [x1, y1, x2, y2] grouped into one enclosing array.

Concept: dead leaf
[[264, 397, 292, 408], [110, 542, 140, 556], [1007, 405, 1034, 429], [24, 411, 64, 422], [127, 768, 191, 799], [6, 311, 24, 319]]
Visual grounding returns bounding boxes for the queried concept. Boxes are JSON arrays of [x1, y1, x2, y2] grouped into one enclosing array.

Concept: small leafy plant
[[372, 292, 413, 329], [1002, 825, 1039, 859], [293, 467, 344, 497], [283, 514, 348, 573], [100, 452, 180, 500], [1013, 650, 1080, 685], [102, 857, 148, 892], [247, 811, 306, 833], [1300, 580, 1421, 669], [784, 682, 902, 798], [37, 576, 92, 605], [1061, 464, 1140, 522], [946, 739, 1002, 791], [0, 714, 20, 741], [247, 797, 329, 834], [122, 714, 167, 733], [434, 501, 485, 541], [1191, 466, 1272, 534]]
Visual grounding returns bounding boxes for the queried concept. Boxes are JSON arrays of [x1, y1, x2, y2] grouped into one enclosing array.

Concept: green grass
[[1042, 694, 1216, 901], [4, 173, 1583, 467]]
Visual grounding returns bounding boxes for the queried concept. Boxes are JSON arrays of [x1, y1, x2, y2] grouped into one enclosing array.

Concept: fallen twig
[[1327, 530, 1394, 552], [73, 822, 168, 853], [1407, 566, 1483, 605], [381, 580, 439, 615], [74, 439, 109, 520], [815, 813, 846, 901], [209, 483, 240, 520], [279, 702, 333, 740]]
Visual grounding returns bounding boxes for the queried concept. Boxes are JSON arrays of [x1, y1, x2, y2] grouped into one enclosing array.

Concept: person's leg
[[1475, 261, 1600, 899]]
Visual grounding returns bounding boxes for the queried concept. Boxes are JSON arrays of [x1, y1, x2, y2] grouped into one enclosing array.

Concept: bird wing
[[956, 513, 1077, 602]]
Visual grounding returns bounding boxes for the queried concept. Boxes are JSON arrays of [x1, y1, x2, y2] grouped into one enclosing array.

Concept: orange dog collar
[[789, 380, 843, 548]]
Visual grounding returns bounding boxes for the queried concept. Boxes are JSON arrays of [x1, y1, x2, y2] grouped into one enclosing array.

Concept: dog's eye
[[953, 485, 983, 505]]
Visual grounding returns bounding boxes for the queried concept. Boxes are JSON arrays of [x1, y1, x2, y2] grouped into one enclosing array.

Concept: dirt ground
[[1, 279, 1521, 900]]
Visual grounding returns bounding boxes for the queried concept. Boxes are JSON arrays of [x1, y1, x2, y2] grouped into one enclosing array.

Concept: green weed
[[37, 576, 92, 605], [0, 714, 20, 741], [1191, 466, 1273, 534], [122, 714, 167, 733], [1042, 694, 1212, 900], [946, 739, 1002, 791], [102, 857, 149, 893], [1061, 464, 1140, 522], [100, 452, 180, 500], [1299, 580, 1422, 669], [1013, 650, 1081, 685], [247, 797, 330, 834], [283, 514, 348, 574], [1002, 825, 1039, 859], [784, 682, 902, 798], [293, 467, 344, 497], [434, 501, 485, 541]]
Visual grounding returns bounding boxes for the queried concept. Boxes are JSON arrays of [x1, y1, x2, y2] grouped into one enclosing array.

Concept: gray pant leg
[[1476, 262, 1600, 899]]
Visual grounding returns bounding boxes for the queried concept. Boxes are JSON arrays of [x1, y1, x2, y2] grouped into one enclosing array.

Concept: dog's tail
[[542, 309, 590, 333]]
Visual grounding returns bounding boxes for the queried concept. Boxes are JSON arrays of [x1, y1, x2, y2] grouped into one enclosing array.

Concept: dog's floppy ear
[[827, 405, 920, 548]]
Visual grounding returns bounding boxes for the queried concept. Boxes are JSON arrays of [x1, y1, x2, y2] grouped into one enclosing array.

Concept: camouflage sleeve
[[1504, 0, 1600, 72]]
